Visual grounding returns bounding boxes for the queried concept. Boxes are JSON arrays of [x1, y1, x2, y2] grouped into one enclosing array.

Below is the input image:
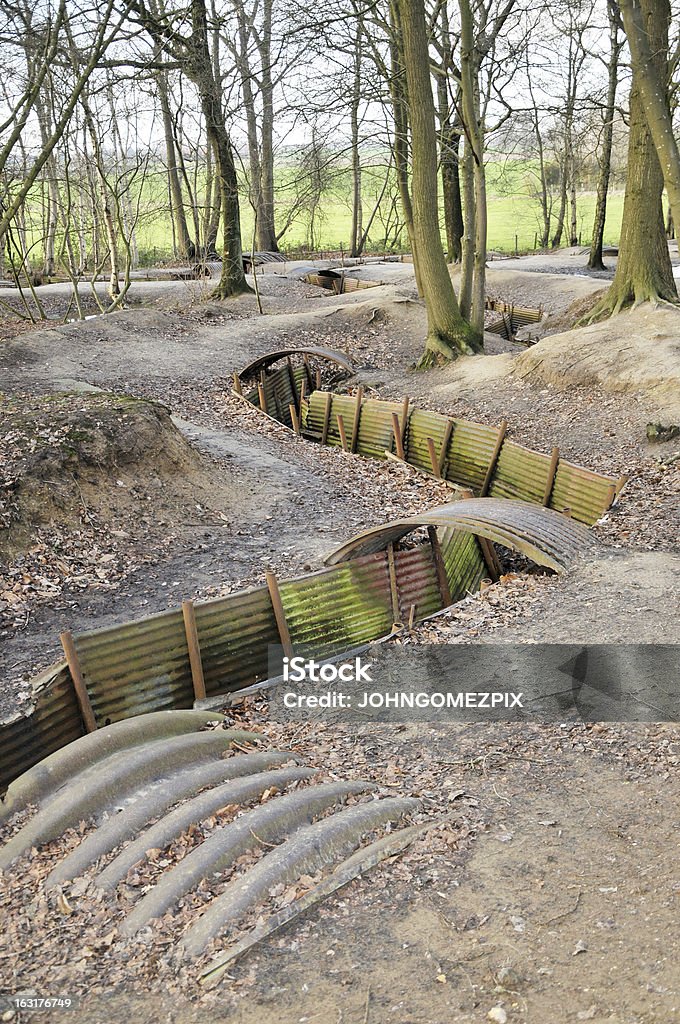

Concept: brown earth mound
[[1, 394, 211, 559]]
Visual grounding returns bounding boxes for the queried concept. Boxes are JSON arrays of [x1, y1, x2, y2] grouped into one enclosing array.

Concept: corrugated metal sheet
[[279, 554, 394, 657], [194, 586, 280, 695], [239, 346, 354, 379], [446, 419, 501, 491], [438, 528, 488, 599], [0, 662, 84, 793], [406, 409, 450, 475], [74, 609, 194, 727], [325, 497, 596, 573], [393, 545, 442, 622], [488, 441, 553, 504], [550, 461, 618, 525], [356, 398, 404, 460]]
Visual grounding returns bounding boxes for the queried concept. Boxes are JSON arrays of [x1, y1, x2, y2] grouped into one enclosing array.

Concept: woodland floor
[[0, 250, 679, 1023]]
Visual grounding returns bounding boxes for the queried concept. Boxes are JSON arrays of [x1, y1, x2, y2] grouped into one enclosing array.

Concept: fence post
[[480, 419, 508, 496], [542, 447, 560, 506], [182, 600, 207, 702], [265, 571, 294, 659], [60, 631, 97, 733]]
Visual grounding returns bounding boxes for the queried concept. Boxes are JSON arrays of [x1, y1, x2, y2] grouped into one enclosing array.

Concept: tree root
[[578, 289, 679, 326]]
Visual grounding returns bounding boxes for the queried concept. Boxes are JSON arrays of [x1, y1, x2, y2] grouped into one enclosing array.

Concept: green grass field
[[132, 159, 625, 260], [18, 158, 626, 267]]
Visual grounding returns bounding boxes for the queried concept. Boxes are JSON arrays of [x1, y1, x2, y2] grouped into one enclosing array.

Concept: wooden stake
[[289, 403, 301, 435], [426, 437, 441, 478], [386, 543, 400, 625], [60, 631, 97, 733], [439, 419, 454, 476], [265, 571, 293, 659], [350, 386, 363, 453], [542, 446, 560, 506], [232, 372, 242, 395], [427, 527, 452, 606], [337, 413, 348, 450], [286, 358, 298, 413], [321, 392, 332, 445], [480, 419, 508, 496], [391, 412, 406, 460], [315, 368, 322, 391], [477, 537, 502, 582], [182, 600, 206, 702], [302, 354, 313, 390], [257, 382, 267, 413]]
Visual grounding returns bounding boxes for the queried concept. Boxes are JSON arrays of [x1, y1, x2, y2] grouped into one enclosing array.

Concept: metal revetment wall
[[193, 586, 280, 696]]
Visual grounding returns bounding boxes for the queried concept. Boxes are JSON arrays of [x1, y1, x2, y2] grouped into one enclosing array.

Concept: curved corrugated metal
[[239, 346, 354, 379], [325, 498, 596, 573]]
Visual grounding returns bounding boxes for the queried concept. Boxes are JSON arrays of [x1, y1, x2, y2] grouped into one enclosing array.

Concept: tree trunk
[[396, 0, 479, 363], [157, 67, 195, 259], [459, 0, 486, 338], [188, 0, 249, 297], [388, 0, 421, 292], [592, 0, 676, 314], [618, 0, 680, 232], [588, 0, 620, 270], [349, 25, 363, 257]]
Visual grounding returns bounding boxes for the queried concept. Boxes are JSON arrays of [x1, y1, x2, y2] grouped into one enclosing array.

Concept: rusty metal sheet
[[0, 662, 83, 794], [279, 554, 394, 657], [74, 609, 194, 727], [393, 545, 442, 622], [325, 497, 596, 573], [550, 460, 619, 525], [194, 586, 280, 696], [239, 346, 354, 380], [488, 441, 553, 504]]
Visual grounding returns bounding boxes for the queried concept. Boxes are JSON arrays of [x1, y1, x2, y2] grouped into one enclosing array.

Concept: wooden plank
[[302, 354, 314, 390], [265, 571, 294, 659], [391, 412, 406, 460], [480, 419, 508, 496], [257, 382, 267, 413], [350, 386, 364, 453], [427, 527, 452, 606], [386, 543, 400, 624], [477, 537, 502, 581], [289, 403, 301, 435], [315, 368, 322, 391], [542, 446, 560, 506], [321, 392, 332, 445], [286, 358, 298, 413], [439, 419, 454, 475], [232, 372, 242, 395], [182, 600, 206, 702], [60, 631, 97, 733], [337, 413, 348, 451], [426, 437, 441, 478]]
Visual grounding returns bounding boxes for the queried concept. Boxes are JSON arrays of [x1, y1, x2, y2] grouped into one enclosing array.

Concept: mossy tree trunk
[[588, 0, 622, 270], [592, 0, 676, 315], [396, 0, 480, 363]]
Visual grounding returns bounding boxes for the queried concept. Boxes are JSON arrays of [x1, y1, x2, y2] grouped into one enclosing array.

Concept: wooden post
[[480, 419, 508, 496], [315, 368, 322, 391], [321, 392, 332, 445], [182, 600, 206, 702], [289, 403, 301, 435], [232, 372, 242, 395], [350, 386, 363, 453], [286, 358, 298, 413], [426, 437, 441, 478], [439, 419, 454, 476], [303, 354, 313, 390], [477, 537, 502, 581], [386, 543, 400, 625], [337, 413, 348, 450], [60, 631, 97, 733], [391, 412, 406, 460], [265, 571, 294, 659], [427, 527, 452, 606], [542, 447, 560, 506], [400, 396, 409, 452], [257, 382, 267, 413]]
